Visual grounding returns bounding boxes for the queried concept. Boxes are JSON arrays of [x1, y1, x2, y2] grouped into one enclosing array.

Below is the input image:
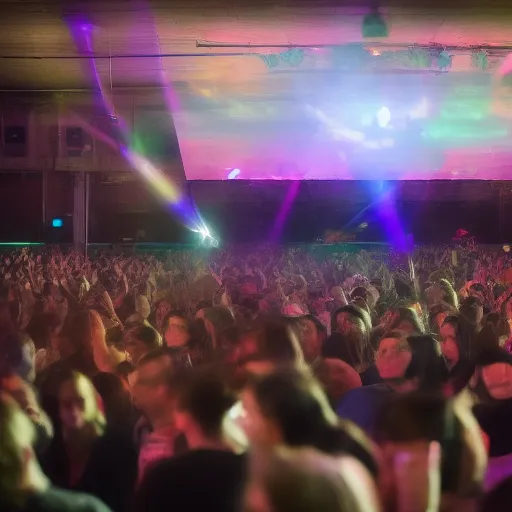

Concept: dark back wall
[[0, 175, 509, 245]]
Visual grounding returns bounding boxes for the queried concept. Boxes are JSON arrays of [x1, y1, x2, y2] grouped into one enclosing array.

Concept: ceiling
[[0, 0, 512, 90], [1, 1, 512, 182]]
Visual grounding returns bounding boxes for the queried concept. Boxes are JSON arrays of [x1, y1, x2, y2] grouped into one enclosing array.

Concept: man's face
[[164, 316, 190, 348]]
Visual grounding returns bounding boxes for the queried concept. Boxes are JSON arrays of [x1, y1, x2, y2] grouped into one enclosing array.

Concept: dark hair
[[388, 307, 424, 335], [125, 325, 161, 351], [331, 305, 372, 335], [375, 394, 464, 493], [301, 315, 327, 336], [176, 366, 236, 438], [201, 307, 237, 348], [404, 335, 448, 392], [243, 316, 304, 367], [442, 313, 479, 362], [248, 368, 377, 477], [137, 347, 193, 389], [328, 306, 374, 370], [350, 286, 369, 302], [322, 332, 368, 372], [92, 372, 134, 432], [428, 303, 453, 333]]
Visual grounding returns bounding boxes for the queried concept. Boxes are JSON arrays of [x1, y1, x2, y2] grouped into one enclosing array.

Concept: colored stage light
[[377, 107, 391, 128], [52, 218, 64, 228], [227, 168, 241, 180]]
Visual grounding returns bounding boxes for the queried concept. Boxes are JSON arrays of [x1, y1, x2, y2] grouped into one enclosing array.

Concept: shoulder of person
[[30, 487, 113, 512]]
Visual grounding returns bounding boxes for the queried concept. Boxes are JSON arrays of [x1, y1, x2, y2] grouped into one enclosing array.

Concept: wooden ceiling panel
[[0, 1, 510, 89]]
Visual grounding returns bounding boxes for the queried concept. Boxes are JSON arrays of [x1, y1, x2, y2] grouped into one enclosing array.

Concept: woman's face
[[164, 315, 190, 348], [58, 378, 90, 430], [376, 337, 412, 380], [240, 389, 280, 448], [439, 323, 459, 366], [300, 319, 322, 362]]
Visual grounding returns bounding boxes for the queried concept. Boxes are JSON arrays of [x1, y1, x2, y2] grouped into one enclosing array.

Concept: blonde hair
[[58, 372, 106, 433], [0, 393, 36, 506]]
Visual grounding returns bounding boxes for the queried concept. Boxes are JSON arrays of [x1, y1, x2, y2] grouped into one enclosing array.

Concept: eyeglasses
[[377, 343, 411, 358]]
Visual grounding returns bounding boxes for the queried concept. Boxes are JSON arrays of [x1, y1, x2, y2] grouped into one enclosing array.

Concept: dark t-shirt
[[20, 486, 111, 512], [135, 450, 246, 512], [474, 398, 512, 458], [42, 431, 137, 512]]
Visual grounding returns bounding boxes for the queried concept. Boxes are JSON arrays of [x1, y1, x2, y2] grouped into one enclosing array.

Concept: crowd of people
[[1, 243, 512, 511]]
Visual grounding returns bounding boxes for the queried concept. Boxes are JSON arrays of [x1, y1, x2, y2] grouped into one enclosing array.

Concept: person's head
[[376, 331, 412, 381], [0, 394, 43, 506], [200, 306, 236, 350], [56, 371, 104, 434], [241, 368, 376, 476], [440, 313, 480, 366], [460, 296, 484, 328], [299, 315, 327, 363], [332, 305, 371, 336], [375, 393, 486, 510], [428, 303, 454, 335], [0, 331, 36, 383], [440, 316, 461, 367], [481, 313, 510, 347], [124, 325, 162, 364], [174, 366, 236, 444], [238, 316, 305, 377], [163, 311, 190, 348], [377, 332, 445, 391], [132, 348, 191, 421], [244, 447, 380, 512], [92, 372, 133, 430], [387, 307, 424, 336], [312, 358, 362, 405]]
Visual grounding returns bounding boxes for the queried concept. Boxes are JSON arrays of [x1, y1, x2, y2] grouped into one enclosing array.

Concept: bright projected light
[[227, 168, 241, 179], [377, 107, 391, 128], [173, 65, 512, 180]]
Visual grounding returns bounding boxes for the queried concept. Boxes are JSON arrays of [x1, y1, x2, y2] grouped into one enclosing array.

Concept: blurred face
[[131, 360, 171, 417], [376, 337, 412, 380], [440, 323, 459, 366], [300, 319, 323, 362], [240, 389, 281, 448], [58, 378, 94, 431], [164, 315, 190, 348], [124, 337, 148, 365]]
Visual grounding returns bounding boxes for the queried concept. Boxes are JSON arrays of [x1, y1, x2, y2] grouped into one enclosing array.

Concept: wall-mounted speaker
[[66, 126, 84, 157], [3, 125, 27, 157]]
